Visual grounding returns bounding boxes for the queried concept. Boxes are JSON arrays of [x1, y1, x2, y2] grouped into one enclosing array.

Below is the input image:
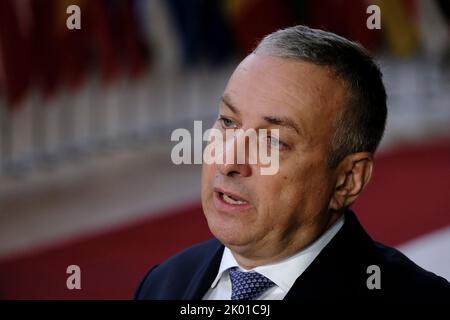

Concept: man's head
[[201, 25, 387, 268]]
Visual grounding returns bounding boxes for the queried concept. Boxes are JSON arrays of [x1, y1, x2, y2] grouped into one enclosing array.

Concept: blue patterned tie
[[229, 267, 275, 300]]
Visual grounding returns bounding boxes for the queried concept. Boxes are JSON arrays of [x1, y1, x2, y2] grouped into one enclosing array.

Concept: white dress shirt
[[203, 215, 345, 300]]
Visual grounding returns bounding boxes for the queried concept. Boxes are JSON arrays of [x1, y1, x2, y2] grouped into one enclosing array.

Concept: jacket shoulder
[[373, 241, 450, 298]]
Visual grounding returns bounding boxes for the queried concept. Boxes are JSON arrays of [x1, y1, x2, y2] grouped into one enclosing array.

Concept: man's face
[[201, 54, 347, 264]]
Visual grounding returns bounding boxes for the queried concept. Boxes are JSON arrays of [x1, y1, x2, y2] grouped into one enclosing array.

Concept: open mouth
[[218, 192, 248, 205], [212, 187, 252, 212]]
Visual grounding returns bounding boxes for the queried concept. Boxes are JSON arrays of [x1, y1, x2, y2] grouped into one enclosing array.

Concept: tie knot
[[229, 267, 275, 300]]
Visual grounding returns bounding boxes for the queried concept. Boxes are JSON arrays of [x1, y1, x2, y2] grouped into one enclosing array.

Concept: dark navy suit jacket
[[135, 211, 450, 300]]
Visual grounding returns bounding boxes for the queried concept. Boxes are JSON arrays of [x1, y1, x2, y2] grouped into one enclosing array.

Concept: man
[[135, 26, 450, 300]]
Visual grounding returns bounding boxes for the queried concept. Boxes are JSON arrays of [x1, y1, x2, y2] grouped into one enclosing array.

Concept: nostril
[[227, 171, 240, 177]]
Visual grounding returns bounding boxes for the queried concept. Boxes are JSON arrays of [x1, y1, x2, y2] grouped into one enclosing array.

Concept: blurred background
[[0, 0, 449, 299]]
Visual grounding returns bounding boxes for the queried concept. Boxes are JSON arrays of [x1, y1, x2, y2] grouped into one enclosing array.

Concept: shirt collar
[[210, 214, 345, 292], [210, 246, 239, 288]]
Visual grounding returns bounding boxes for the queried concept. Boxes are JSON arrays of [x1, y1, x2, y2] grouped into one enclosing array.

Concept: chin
[[206, 212, 251, 246]]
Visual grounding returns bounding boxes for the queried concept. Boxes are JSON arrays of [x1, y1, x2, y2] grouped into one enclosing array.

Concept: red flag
[[225, 0, 296, 56], [30, 0, 61, 100], [98, 0, 149, 80], [56, 0, 90, 91], [117, 0, 150, 79], [0, 0, 32, 110], [307, 0, 381, 51], [86, 0, 119, 86]]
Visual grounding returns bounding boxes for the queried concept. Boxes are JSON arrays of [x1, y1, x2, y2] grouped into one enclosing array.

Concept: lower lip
[[213, 192, 253, 213]]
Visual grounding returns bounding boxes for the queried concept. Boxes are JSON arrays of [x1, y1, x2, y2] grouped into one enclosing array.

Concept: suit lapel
[[182, 240, 225, 300]]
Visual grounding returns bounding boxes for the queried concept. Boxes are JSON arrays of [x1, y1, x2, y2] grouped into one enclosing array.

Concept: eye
[[268, 135, 287, 150], [218, 116, 237, 129]]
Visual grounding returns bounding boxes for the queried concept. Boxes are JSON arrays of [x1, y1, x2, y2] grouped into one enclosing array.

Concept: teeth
[[222, 193, 247, 205]]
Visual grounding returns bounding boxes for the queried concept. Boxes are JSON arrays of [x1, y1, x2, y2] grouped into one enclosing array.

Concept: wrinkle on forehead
[[231, 54, 345, 113], [225, 54, 347, 148]]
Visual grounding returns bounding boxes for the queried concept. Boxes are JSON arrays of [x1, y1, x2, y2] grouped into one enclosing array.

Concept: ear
[[329, 152, 374, 210]]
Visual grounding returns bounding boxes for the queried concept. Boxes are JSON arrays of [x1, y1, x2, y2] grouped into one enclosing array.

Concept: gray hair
[[254, 25, 387, 168]]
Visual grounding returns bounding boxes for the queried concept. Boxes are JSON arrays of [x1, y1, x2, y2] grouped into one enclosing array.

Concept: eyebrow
[[220, 94, 240, 115], [220, 94, 303, 136], [263, 116, 302, 136]]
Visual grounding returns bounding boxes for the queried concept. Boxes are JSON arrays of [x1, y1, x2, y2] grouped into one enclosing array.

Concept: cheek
[[255, 173, 306, 220], [202, 161, 214, 183], [201, 164, 215, 200], [257, 160, 328, 217]]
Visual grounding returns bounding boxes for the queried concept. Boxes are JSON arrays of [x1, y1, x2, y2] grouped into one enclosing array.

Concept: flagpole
[[0, 99, 11, 176], [120, 75, 137, 147], [63, 86, 79, 161], [31, 90, 46, 168], [89, 73, 105, 153]]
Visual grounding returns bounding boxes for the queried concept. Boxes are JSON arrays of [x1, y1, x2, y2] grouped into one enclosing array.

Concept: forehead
[[223, 54, 347, 142]]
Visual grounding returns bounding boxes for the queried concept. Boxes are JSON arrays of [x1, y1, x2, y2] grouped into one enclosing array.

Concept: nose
[[216, 134, 252, 177]]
